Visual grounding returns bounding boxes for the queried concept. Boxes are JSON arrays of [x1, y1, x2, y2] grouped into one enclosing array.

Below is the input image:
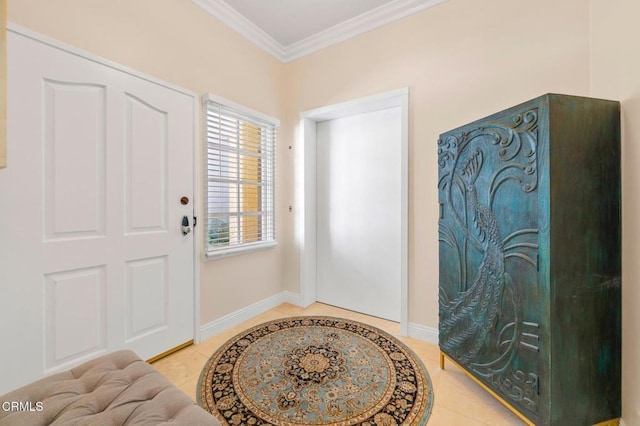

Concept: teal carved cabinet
[[437, 94, 621, 425]]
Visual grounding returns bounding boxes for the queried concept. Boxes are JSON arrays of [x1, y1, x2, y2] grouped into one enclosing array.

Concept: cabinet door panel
[[438, 105, 541, 418]]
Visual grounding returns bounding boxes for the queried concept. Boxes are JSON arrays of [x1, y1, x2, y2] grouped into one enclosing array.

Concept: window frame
[[202, 93, 279, 260]]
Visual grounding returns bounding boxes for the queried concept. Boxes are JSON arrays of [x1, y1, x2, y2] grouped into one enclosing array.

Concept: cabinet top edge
[[438, 93, 620, 138]]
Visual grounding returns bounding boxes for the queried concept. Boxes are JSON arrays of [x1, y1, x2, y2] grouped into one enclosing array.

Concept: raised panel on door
[[44, 266, 107, 371], [125, 93, 168, 235], [43, 80, 106, 241], [438, 104, 541, 420], [125, 256, 168, 342]]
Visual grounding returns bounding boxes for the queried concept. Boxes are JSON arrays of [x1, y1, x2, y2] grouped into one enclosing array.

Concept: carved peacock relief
[[438, 109, 541, 413]]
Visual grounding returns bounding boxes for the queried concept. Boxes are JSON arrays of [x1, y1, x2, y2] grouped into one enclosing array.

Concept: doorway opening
[[297, 88, 409, 334]]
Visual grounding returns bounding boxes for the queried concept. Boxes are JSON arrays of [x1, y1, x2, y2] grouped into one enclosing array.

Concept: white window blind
[[204, 95, 278, 259]]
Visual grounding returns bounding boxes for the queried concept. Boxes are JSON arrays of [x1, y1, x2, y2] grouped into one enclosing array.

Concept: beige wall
[[590, 0, 640, 423], [281, 0, 591, 328], [7, 0, 286, 325]]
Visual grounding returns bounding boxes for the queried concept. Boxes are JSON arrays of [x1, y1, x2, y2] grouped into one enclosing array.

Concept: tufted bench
[[0, 350, 219, 425]]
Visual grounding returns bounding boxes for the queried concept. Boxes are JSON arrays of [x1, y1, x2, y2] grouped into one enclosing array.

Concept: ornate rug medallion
[[197, 316, 433, 425]]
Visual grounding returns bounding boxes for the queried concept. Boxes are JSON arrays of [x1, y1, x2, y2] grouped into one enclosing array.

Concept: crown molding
[[284, 0, 449, 62], [191, 0, 287, 61], [192, 0, 449, 63]]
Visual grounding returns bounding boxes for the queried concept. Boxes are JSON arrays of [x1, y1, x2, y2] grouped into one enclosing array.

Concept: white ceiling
[[223, 0, 396, 47], [192, 0, 449, 63]]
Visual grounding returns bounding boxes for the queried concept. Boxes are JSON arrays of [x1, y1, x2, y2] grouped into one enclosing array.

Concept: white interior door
[[0, 29, 195, 393], [316, 107, 402, 322]]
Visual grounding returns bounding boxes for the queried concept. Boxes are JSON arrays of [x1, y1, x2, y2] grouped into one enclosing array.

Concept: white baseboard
[[407, 322, 439, 345], [282, 290, 303, 306], [200, 291, 304, 341], [200, 291, 438, 345]]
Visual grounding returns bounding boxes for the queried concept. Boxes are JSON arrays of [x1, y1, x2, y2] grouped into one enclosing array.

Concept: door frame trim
[[297, 88, 409, 335], [7, 22, 202, 344]]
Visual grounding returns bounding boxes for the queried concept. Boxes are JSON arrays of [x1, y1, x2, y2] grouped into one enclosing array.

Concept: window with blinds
[[204, 95, 278, 259]]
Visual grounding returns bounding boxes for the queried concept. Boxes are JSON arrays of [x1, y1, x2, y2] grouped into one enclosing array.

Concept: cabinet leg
[[439, 352, 445, 370], [593, 419, 620, 426]]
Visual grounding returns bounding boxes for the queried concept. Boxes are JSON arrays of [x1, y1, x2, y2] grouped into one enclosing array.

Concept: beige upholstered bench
[[0, 350, 219, 425]]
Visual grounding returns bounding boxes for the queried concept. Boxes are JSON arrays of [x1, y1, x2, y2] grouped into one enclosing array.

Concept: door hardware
[[182, 216, 191, 235]]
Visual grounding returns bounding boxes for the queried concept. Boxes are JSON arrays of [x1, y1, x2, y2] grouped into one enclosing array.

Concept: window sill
[[204, 241, 277, 261]]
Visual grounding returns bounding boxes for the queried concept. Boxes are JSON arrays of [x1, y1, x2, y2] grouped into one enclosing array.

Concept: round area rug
[[197, 316, 433, 425]]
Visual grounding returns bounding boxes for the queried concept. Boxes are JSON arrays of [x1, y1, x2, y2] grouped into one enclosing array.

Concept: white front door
[[0, 29, 195, 393], [316, 107, 402, 322]]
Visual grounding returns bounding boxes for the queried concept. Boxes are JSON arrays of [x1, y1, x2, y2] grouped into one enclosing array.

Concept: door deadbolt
[[180, 196, 189, 205]]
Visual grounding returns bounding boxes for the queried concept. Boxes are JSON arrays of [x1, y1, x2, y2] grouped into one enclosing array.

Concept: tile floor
[[152, 302, 525, 425]]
